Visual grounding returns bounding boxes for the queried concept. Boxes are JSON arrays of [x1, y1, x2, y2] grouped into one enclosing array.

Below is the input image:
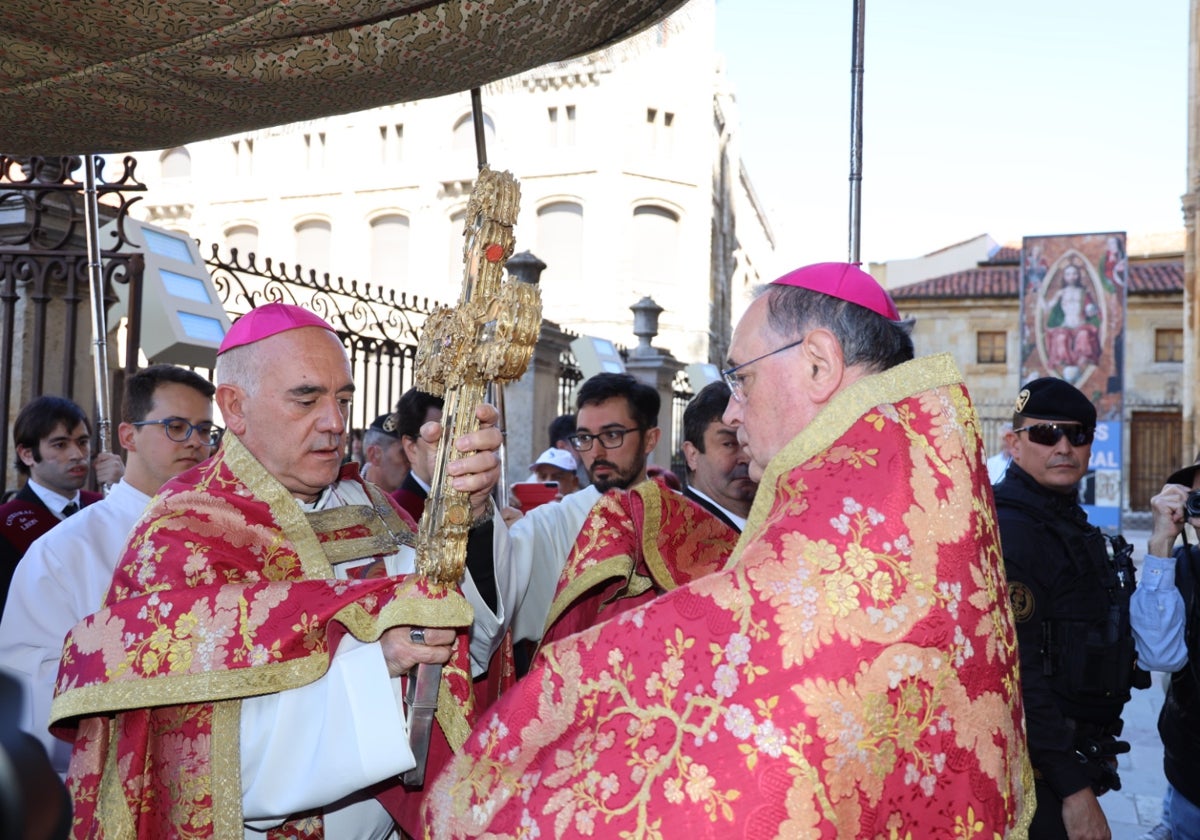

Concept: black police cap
[[1013, 377, 1097, 428], [369, 412, 401, 439]]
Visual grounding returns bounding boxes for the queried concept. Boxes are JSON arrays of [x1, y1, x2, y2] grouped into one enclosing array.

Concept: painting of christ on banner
[[1020, 232, 1127, 529], [1021, 233, 1125, 420]]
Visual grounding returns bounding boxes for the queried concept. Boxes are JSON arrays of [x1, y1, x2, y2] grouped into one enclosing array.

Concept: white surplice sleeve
[[240, 635, 413, 827]]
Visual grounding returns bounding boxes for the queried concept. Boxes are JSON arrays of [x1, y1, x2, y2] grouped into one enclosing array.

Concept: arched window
[[295, 219, 332, 276], [631, 205, 679, 289], [224, 224, 258, 262], [451, 112, 496, 153], [536, 202, 583, 290], [447, 209, 467, 282], [160, 147, 191, 179], [370, 214, 410, 286]]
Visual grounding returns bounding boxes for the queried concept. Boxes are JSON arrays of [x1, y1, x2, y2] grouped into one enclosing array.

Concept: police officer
[[994, 377, 1141, 840]]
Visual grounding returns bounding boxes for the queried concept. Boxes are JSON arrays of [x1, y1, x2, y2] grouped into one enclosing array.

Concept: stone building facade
[[890, 246, 1185, 514], [124, 0, 773, 369]]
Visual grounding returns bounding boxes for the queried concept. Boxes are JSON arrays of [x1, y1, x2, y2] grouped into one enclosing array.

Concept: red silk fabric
[[424, 359, 1033, 839]]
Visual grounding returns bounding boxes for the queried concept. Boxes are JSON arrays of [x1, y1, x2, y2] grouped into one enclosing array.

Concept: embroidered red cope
[[52, 435, 475, 839], [424, 355, 1034, 839]]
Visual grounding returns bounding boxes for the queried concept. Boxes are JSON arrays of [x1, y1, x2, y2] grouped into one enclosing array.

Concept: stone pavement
[[1099, 526, 1169, 840]]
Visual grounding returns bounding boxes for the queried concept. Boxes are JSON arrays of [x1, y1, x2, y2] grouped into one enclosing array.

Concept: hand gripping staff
[[401, 167, 541, 785]]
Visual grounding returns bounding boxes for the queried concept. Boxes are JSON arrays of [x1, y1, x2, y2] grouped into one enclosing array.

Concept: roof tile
[[889, 261, 1182, 301]]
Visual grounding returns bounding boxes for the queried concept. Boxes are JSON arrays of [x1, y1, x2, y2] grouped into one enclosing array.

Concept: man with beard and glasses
[[522, 380, 754, 654], [505, 373, 660, 646], [994, 376, 1143, 840]]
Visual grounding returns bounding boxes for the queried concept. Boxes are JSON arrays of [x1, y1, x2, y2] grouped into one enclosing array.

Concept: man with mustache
[[994, 377, 1141, 840], [680, 380, 756, 530], [0, 364, 217, 776]]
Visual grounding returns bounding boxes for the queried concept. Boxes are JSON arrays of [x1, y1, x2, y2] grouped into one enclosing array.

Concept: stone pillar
[[503, 319, 573, 487], [1185, 0, 1200, 461], [625, 296, 685, 471]]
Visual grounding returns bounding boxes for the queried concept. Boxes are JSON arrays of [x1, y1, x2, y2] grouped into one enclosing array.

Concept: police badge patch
[[1008, 581, 1034, 622], [1015, 388, 1030, 414]]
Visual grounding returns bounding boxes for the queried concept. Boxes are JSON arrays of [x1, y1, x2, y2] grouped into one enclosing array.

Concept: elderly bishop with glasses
[[994, 376, 1143, 839], [425, 263, 1032, 838]]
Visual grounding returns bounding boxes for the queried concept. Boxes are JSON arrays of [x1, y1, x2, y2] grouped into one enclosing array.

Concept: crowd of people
[[0, 261, 1195, 839]]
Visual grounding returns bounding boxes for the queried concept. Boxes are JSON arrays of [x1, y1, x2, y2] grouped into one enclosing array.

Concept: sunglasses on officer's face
[[1013, 422, 1095, 448]]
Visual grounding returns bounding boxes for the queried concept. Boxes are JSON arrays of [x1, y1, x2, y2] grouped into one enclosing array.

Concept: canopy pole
[[471, 88, 488, 171], [848, 0, 866, 264], [470, 85, 510, 510], [82, 155, 113, 489]]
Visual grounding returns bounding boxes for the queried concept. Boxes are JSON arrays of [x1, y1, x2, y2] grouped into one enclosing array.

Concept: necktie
[[61, 502, 79, 518]]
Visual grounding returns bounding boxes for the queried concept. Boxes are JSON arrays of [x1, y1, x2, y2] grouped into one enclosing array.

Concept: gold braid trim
[[436, 675, 471, 753], [634, 480, 681, 593], [541, 556, 642, 636], [737, 353, 964, 559], [53, 652, 328, 721], [52, 594, 473, 721], [212, 699, 244, 838], [222, 433, 334, 581], [98, 722, 135, 840]]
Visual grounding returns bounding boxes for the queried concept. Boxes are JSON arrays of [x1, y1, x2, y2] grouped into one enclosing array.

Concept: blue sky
[[715, 1, 1188, 270]]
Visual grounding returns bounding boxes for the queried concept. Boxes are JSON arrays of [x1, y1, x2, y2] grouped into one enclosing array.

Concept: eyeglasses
[[1013, 423, 1094, 448], [132, 417, 224, 447], [567, 427, 642, 452], [721, 335, 807, 402]]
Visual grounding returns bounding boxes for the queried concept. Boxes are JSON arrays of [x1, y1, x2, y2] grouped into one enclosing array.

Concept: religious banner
[[1020, 232, 1127, 530]]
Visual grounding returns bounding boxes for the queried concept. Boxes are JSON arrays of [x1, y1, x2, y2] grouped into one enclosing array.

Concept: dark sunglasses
[[1014, 423, 1094, 447]]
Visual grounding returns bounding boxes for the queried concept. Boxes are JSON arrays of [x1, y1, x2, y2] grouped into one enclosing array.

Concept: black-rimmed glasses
[[721, 335, 807, 402], [1013, 423, 1094, 448], [132, 417, 224, 447], [567, 427, 642, 451]]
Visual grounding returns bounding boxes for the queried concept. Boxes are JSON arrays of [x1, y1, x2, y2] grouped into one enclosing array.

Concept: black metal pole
[[470, 87, 488, 171], [848, 0, 866, 264], [83, 155, 113, 493]]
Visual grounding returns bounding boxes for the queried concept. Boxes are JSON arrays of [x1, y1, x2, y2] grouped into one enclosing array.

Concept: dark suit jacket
[[0, 484, 101, 617], [683, 487, 742, 533], [390, 472, 428, 524]]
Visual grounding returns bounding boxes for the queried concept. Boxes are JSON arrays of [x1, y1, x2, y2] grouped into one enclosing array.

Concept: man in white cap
[[426, 263, 1032, 838], [52, 303, 510, 838], [527, 447, 580, 497]]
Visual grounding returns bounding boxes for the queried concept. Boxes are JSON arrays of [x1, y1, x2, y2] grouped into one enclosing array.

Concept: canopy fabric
[[0, 0, 689, 155]]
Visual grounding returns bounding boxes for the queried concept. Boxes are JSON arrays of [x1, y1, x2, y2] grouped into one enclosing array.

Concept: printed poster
[[1020, 233, 1127, 530]]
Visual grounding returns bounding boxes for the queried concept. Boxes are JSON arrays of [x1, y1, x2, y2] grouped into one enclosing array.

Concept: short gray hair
[[362, 428, 394, 451], [214, 343, 261, 395], [757, 284, 914, 373]]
